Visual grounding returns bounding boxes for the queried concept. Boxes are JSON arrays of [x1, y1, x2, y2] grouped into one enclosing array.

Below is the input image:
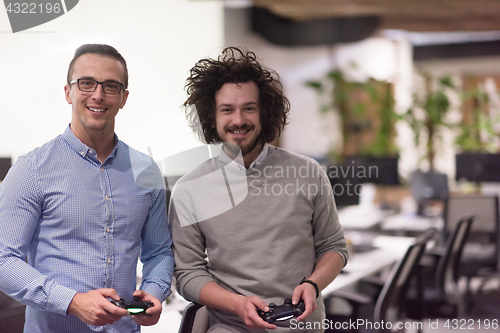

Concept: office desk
[[381, 213, 443, 235], [338, 205, 396, 230], [322, 236, 415, 296]]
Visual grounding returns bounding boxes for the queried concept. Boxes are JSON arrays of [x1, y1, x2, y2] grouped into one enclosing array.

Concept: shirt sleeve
[[138, 173, 175, 303], [311, 163, 349, 266], [0, 156, 77, 315]]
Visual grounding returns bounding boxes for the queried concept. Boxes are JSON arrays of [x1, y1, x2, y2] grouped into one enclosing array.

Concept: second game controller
[[257, 298, 305, 324], [110, 297, 153, 315]]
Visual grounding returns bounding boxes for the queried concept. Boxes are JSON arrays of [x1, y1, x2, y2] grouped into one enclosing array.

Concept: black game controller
[[110, 297, 153, 315], [257, 298, 305, 324]]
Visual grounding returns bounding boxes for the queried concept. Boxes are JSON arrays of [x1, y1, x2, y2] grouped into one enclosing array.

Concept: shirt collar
[[62, 125, 120, 161], [219, 143, 269, 171]]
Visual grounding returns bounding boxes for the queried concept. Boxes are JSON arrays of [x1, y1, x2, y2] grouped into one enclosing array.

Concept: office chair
[[443, 195, 499, 291], [406, 216, 474, 320], [324, 234, 430, 333], [178, 302, 209, 333], [0, 291, 26, 333]]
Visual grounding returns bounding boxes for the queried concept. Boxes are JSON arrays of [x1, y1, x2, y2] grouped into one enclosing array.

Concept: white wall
[[0, 0, 224, 166]]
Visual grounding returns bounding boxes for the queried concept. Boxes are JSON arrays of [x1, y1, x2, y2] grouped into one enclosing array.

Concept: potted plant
[[402, 72, 457, 172], [306, 69, 400, 208], [454, 76, 500, 183], [401, 71, 463, 215], [455, 76, 500, 153], [306, 69, 399, 161]]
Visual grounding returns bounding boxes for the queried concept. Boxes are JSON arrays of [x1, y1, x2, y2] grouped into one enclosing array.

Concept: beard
[[218, 124, 262, 157]]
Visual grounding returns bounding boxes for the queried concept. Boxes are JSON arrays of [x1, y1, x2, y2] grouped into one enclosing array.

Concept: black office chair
[[0, 291, 26, 333], [443, 195, 499, 294], [324, 234, 431, 332], [406, 216, 474, 320], [178, 302, 209, 333]]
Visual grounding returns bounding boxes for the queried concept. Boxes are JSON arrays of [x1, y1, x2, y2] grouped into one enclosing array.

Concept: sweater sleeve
[[168, 196, 214, 303], [311, 163, 349, 266]]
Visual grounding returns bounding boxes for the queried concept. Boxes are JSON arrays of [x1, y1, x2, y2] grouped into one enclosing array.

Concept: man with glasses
[[0, 44, 174, 332]]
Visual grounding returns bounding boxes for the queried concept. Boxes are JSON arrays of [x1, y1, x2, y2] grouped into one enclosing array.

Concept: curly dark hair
[[183, 47, 290, 144]]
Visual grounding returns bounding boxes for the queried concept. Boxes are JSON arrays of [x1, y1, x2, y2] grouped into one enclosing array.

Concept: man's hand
[[234, 295, 277, 330], [199, 282, 276, 329], [129, 290, 162, 326], [291, 282, 317, 321], [67, 289, 130, 326]]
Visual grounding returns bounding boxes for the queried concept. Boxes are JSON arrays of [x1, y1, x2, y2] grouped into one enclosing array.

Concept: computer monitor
[[327, 156, 399, 207], [410, 170, 449, 216], [456, 153, 500, 182], [343, 156, 400, 185], [0, 158, 12, 181], [329, 174, 361, 207], [410, 170, 449, 202]]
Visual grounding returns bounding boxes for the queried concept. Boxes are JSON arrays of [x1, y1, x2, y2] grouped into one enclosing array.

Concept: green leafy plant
[[455, 79, 500, 153], [402, 72, 456, 171], [306, 69, 398, 161]]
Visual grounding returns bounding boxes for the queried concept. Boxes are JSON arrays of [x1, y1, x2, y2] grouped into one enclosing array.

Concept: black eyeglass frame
[[69, 78, 126, 95]]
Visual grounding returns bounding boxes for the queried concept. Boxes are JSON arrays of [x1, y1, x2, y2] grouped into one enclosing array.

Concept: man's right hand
[[199, 282, 277, 330], [67, 288, 130, 326], [234, 295, 277, 330]]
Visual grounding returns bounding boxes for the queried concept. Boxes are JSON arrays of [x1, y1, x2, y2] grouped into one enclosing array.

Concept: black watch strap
[[300, 277, 319, 298]]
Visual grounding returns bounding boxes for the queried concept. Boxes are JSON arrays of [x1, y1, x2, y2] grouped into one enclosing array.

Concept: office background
[[2, 0, 499, 183]]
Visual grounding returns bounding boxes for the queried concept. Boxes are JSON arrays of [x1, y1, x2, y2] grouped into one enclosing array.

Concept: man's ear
[[119, 90, 129, 109], [64, 85, 72, 104]]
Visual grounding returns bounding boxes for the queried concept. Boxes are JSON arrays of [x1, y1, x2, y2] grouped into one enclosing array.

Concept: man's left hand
[[291, 282, 317, 321], [130, 290, 162, 326]]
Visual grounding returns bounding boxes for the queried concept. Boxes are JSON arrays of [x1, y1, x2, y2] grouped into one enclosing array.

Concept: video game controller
[[110, 297, 153, 315], [257, 298, 305, 324]]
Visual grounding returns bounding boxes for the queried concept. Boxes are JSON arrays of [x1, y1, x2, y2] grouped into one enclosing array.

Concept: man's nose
[[232, 110, 245, 126], [91, 83, 106, 101]]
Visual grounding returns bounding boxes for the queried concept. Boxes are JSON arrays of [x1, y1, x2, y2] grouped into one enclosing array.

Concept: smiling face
[[64, 53, 129, 141], [215, 81, 263, 162]]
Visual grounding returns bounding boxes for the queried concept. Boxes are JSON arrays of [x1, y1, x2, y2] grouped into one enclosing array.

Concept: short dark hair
[[183, 47, 290, 144], [67, 44, 128, 89]]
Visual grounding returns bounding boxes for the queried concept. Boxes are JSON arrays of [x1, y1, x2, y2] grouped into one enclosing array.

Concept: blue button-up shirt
[[0, 126, 174, 332]]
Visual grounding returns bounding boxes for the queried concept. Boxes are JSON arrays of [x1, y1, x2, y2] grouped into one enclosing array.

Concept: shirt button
[[105, 195, 110, 201], [81, 151, 85, 156], [107, 258, 112, 264], [100, 167, 105, 172], [106, 227, 111, 233], [89, 149, 94, 154]]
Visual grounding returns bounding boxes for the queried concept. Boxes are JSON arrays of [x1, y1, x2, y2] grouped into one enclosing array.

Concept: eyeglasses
[[69, 78, 125, 95]]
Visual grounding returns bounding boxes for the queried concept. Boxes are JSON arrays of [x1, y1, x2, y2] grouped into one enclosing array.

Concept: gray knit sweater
[[169, 146, 347, 332]]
